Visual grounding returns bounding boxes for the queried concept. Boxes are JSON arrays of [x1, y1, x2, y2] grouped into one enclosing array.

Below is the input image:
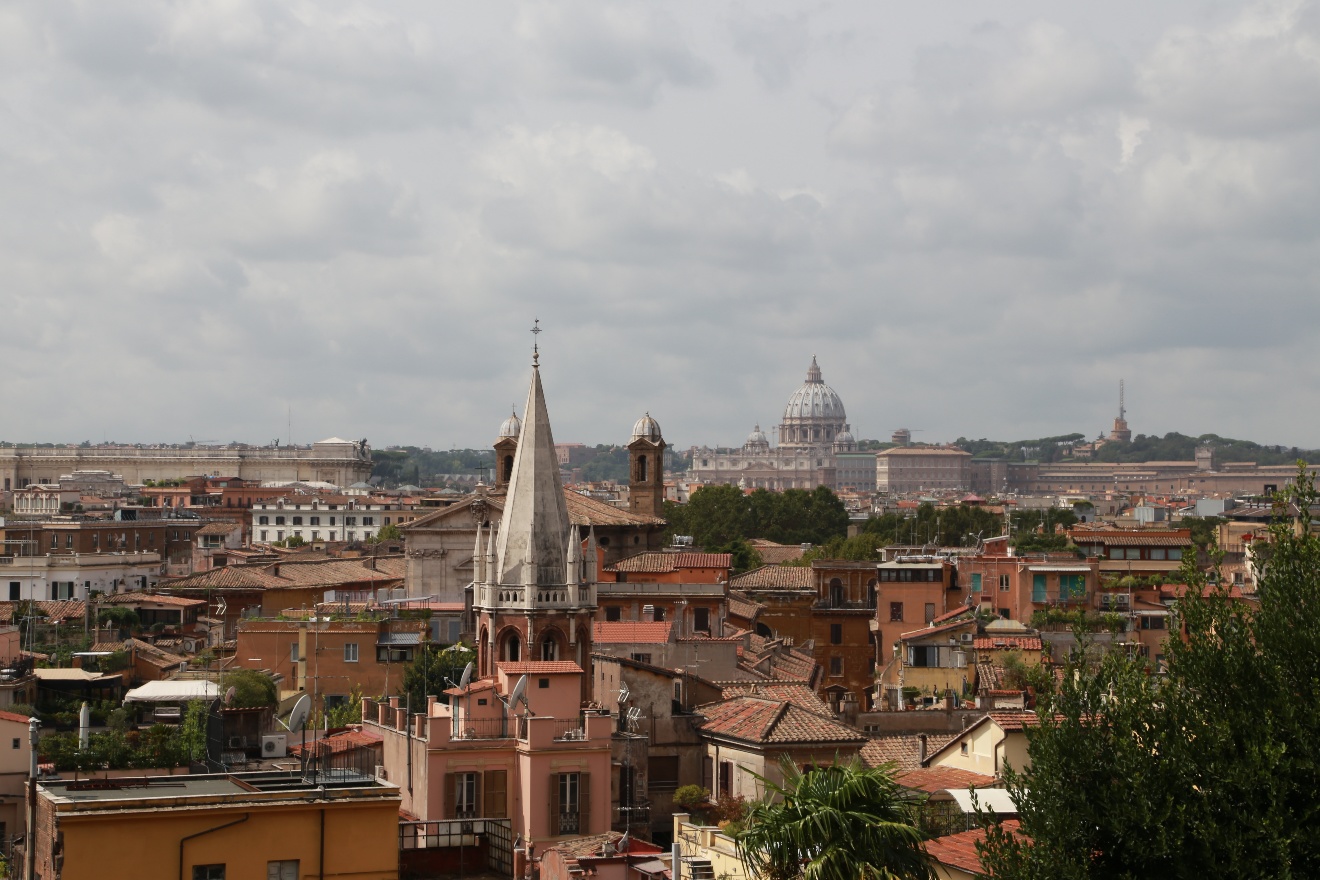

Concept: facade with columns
[[686, 357, 860, 492]]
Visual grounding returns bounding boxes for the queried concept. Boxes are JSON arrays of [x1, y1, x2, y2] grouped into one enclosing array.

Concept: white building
[[0, 551, 164, 602], [251, 495, 420, 545]]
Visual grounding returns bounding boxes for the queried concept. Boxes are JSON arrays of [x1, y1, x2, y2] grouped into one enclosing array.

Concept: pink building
[[366, 359, 614, 857]]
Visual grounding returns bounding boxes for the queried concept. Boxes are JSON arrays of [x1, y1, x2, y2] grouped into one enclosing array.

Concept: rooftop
[[40, 770, 397, 807]]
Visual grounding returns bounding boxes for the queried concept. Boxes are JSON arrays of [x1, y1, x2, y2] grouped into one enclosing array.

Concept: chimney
[[918, 734, 928, 766], [642, 605, 656, 622]]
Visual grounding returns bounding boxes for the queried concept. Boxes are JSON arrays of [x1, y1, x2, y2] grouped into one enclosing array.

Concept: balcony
[[553, 719, 586, 741], [452, 718, 511, 741]]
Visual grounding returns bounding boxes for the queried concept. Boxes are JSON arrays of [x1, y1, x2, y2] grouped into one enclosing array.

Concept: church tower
[[628, 413, 666, 519], [473, 358, 597, 691], [494, 408, 521, 489]]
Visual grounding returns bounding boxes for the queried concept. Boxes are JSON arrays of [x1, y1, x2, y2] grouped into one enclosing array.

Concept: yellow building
[[673, 813, 749, 880], [925, 712, 1036, 779], [33, 771, 400, 880]]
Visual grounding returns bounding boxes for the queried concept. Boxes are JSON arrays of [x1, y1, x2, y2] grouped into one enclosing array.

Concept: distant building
[[875, 447, 972, 494], [687, 357, 860, 491]]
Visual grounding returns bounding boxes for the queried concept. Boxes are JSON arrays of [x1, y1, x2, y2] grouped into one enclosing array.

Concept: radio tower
[[1110, 379, 1131, 443]]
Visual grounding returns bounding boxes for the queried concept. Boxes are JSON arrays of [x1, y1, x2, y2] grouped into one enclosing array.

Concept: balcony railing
[[553, 719, 586, 741], [557, 811, 581, 835], [452, 718, 511, 740]]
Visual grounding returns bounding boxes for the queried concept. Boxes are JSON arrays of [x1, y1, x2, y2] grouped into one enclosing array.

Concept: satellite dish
[[286, 694, 311, 732], [459, 662, 474, 691], [508, 674, 528, 709], [224, 686, 237, 706]]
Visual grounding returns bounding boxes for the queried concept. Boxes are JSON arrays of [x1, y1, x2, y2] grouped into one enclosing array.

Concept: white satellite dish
[[279, 694, 312, 732], [508, 674, 528, 709], [459, 662, 474, 691], [224, 686, 237, 706]]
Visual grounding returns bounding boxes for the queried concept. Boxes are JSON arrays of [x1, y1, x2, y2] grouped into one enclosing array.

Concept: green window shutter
[[1032, 575, 1047, 603], [971, 573, 982, 593]]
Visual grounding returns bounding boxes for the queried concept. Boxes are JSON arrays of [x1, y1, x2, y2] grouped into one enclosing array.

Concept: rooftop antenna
[[1119, 379, 1126, 422]]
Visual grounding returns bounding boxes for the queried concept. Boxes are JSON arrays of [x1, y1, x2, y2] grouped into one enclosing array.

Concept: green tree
[[221, 669, 278, 708], [372, 523, 404, 542], [398, 643, 477, 709], [737, 756, 934, 880], [981, 466, 1320, 878]]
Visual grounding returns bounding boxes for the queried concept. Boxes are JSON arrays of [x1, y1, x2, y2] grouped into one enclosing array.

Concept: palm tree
[[736, 756, 933, 880]]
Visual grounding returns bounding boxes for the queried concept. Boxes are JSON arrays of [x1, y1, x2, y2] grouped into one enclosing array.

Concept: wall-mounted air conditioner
[[262, 734, 287, 758], [374, 765, 388, 780], [960, 633, 974, 644]]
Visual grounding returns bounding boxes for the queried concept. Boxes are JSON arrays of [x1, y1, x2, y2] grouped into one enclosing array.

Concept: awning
[[124, 679, 221, 703], [942, 788, 1021, 814], [1026, 566, 1092, 573], [377, 632, 422, 646]]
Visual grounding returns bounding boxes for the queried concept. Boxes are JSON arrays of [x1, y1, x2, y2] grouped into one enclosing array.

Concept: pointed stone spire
[[473, 520, 485, 584], [495, 364, 571, 587], [585, 526, 599, 584], [806, 355, 823, 384], [566, 524, 582, 585]]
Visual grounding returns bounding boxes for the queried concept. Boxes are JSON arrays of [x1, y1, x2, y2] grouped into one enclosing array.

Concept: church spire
[[494, 363, 571, 587]]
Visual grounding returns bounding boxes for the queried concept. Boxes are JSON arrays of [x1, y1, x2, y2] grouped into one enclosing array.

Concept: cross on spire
[[531, 318, 542, 365]]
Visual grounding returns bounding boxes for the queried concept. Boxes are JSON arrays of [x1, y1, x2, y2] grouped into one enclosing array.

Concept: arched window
[[637, 455, 648, 482], [502, 633, 520, 662], [829, 578, 845, 607], [503, 455, 514, 482], [541, 637, 559, 661]]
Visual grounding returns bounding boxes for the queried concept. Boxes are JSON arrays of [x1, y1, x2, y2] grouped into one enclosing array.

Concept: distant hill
[[952, 432, 1320, 466], [370, 445, 690, 489]]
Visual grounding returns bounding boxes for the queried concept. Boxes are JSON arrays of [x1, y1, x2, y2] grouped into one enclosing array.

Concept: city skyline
[[3, 2, 1319, 448]]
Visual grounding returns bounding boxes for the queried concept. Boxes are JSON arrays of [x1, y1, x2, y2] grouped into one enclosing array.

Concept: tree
[[981, 466, 1320, 878], [221, 669, 278, 709], [372, 523, 403, 542], [398, 643, 477, 709], [737, 757, 934, 880]]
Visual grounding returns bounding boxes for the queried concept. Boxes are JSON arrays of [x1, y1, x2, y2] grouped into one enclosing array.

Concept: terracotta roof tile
[[747, 539, 807, 564], [899, 619, 977, 642], [290, 727, 383, 757], [592, 621, 672, 645], [726, 591, 764, 622], [729, 565, 813, 591], [696, 696, 865, 745], [973, 637, 1042, 651], [718, 682, 831, 715], [495, 661, 583, 674], [265, 558, 404, 586], [988, 711, 1043, 732], [197, 522, 240, 536], [925, 820, 1021, 875], [605, 551, 732, 573], [0, 600, 86, 623], [897, 766, 997, 794], [160, 566, 289, 591], [859, 736, 922, 771], [0, 710, 32, 725], [103, 592, 206, 608]]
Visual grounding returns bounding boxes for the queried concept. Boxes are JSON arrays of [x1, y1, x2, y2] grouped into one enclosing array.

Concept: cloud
[[727, 10, 811, 90]]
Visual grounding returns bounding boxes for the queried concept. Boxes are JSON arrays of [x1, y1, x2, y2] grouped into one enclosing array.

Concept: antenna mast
[[1119, 379, 1125, 422]]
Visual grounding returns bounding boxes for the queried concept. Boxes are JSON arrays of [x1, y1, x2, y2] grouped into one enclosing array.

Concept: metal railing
[[557, 811, 581, 834], [453, 718, 511, 740], [553, 719, 586, 741]]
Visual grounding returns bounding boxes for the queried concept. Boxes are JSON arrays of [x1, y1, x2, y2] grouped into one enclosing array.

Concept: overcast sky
[[4, 1, 1319, 452]]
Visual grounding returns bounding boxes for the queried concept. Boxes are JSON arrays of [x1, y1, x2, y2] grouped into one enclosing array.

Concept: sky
[[4, 1, 1320, 452]]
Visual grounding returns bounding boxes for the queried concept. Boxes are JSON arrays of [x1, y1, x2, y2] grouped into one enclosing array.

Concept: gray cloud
[[2, 1, 1320, 451]]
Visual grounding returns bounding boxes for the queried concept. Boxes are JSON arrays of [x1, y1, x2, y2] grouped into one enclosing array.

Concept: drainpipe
[[25, 718, 37, 880], [178, 814, 250, 880]]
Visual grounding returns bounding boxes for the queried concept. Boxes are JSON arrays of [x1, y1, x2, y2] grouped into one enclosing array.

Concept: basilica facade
[[687, 357, 875, 492]]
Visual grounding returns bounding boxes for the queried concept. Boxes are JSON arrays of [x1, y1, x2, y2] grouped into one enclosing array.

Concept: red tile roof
[[925, 820, 1021, 876], [104, 592, 206, 608], [719, 682, 830, 715], [896, 766, 997, 794], [729, 565, 813, 591], [496, 661, 583, 674], [988, 711, 1043, 732], [696, 696, 865, 745], [605, 551, 731, 573], [592, 621, 672, 645], [859, 737, 922, 771], [0, 600, 86, 623], [0, 710, 32, 725], [973, 637, 1042, 651], [290, 727, 383, 757], [899, 618, 977, 642]]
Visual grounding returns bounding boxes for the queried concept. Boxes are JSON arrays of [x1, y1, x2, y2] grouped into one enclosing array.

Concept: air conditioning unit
[[262, 734, 287, 758], [960, 633, 974, 644], [324, 590, 337, 604], [374, 765, 388, 780]]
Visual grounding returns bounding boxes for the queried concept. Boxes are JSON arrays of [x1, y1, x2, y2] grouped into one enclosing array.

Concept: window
[[275, 516, 286, 526], [267, 861, 299, 880], [1032, 574, 1047, 603], [829, 656, 843, 676], [363, 517, 375, 526], [49, 534, 57, 549], [310, 516, 320, 526], [829, 624, 842, 645], [648, 755, 680, 789], [908, 646, 939, 667], [344, 643, 359, 663], [329, 517, 336, 526], [925, 603, 936, 623], [889, 602, 904, 622], [292, 516, 303, 526], [538, 678, 550, 689], [718, 761, 733, 797], [346, 516, 357, 526], [260, 531, 268, 542], [455, 771, 479, 818], [11, 739, 18, 750], [553, 772, 585, 835], [631, 653, 652, 664], [999, 574, 1010, 591], [605, 606, 622, 622], [258, 516, 269, 525], [960, 742, 969, 756], [694, 607, 710, 632], [194, 867, 226, 880], [1140, 616, 1167, 630], [970, 573, 982, 593], [311, 531, 319, 541], [291, 644, 300, 663], [8, 583, 18, 601], [277, 531, 285, 541], [1168, 548, 1183, 560]]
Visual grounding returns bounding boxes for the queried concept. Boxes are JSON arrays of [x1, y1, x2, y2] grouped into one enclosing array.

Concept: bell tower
[[628, 413, 666, 519], [473, 352, 597, 692]]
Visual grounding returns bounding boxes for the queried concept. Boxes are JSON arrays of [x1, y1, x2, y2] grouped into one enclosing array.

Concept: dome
[[782, 356, 847, 422], [835, 429, 855, 445], [497, 408, 522, 439], [632, 412, 663, 442], [746, 425, 768, 445]]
